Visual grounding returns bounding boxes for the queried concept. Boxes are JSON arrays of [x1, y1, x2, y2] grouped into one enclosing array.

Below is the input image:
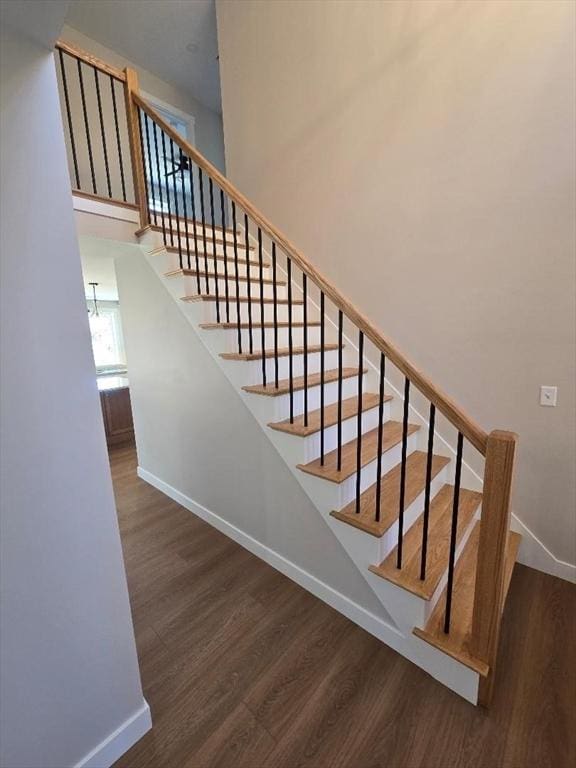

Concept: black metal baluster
[[258, 228, 266, 387], [178, 153, 191, 269], [199, 169, 208, 293], [397, 377, 411, 568], [287, 258, 294, 422], [76, 58, 96, 194], [234, 210, 250, 352], [136, 109, 152, 229], [444, 432, 464, 634], [58, 50, 80, 189], [355, 332, 364, 513], [169, 138, 183, 270], [151, 121, 167, 243], [231, 202, 242, 353], [420, 403, 436, 581], [320, 291, 325, 465], [245, 215, 254, 355], [220, 190, 230, 323], [142, 113, 156, 226], [93, 68, 112, 198], [375, 354, 386, 522], [190, 170, 200, 271], [109, 75, 127, 202], [272, 242, 279, 388], [160, 131, 174, 247], [337, 311, 343, 471], [209, 180, 220, 321], [187, 164, 200, 292], [302, 274, 308, 423]]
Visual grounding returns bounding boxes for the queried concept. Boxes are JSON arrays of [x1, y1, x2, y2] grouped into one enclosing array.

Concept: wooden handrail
[[133, 93, 488, 455], [55, 40, 126, 82]]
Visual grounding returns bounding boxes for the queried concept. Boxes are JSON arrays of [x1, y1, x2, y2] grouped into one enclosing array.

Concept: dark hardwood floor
[[111, 444, 576, 768]]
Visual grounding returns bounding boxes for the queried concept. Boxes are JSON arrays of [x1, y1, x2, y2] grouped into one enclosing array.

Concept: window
[[154, 108, 189, 140], [140, 92, 196, 217], [88, 302, 126, 373]]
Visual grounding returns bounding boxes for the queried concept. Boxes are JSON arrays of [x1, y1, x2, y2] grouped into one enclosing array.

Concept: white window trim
[[140, 90, 196, 146], [87, 301, 127, 373]]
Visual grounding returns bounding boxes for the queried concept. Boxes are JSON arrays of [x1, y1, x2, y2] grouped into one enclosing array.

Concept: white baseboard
[[137, 466, 404, 644], [137, 466, 481, 703], [512, 513, 576, 584], [74, 700, 152, 768]]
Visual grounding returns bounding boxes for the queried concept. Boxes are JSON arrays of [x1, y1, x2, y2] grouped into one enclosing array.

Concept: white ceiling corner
[[65, 0, 221, 113], [0, 0, 72, 49]]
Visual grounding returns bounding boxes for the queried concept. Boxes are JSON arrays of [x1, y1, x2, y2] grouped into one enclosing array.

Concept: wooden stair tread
[[298, 421, 420, 484], [165, 237, 254, 252], [165, 269, 284, 286], [412, 525, 521, 676], [165, 246, 262, 266], [330, 451, 450, 536], [220, 343, 341, 362], [243, 367, 365, 397], [269, 393, 393, 437], [137, 221, 239, 238], [200, 321, 320, 330], [369, 485, 482, 599], [182, 294, 302, 305]]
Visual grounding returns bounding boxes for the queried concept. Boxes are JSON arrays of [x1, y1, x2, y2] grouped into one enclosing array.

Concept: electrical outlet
[[540, 386, 558, 407]]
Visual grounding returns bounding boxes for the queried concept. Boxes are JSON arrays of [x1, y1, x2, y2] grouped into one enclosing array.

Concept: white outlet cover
[[540, 386, 558, 407]]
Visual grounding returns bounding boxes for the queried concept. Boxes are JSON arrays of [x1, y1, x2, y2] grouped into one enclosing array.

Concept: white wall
[[0, 19, 148, 768], [115, 250, 393, 622], [216, 0, 576, 572]]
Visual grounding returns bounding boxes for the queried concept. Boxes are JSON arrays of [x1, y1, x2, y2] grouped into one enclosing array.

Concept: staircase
[[56, 39, 521, 707]]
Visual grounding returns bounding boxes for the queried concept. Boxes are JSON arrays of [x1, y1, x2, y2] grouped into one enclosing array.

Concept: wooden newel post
[[471, 429, 518, 706], [123, 67, 149, 227]]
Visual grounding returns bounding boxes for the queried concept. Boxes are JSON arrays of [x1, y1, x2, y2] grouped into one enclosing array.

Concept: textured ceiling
[[0, 0, 71, 48], [66, 0, 221, 113]]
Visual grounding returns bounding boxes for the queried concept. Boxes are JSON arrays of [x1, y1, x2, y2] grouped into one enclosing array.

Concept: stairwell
[[57, 39, 521, 707]]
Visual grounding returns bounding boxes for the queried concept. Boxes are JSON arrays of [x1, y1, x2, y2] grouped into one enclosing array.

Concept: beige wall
[[216, 0, 576, 568]]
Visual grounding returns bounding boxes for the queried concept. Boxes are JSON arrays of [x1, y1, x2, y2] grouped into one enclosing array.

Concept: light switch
[[540, 386, 558, 407]]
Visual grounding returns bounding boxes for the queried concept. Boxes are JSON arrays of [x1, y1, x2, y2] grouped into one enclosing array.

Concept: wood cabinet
[[100, 386, 134, 447]]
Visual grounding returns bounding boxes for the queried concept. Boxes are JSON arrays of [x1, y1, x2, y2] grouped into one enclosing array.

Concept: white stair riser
[[268, 401, 394, 467], [424, 506, 481, 623], [291, 435, 418, 515], [245, 374, 362, 423], [202, 300, 306, 325], [212, 325, 323, 350], [156, 217, 238, 244], [362, 465, 452, 632], [168, 236, 253, 259], [300, 401, 392, 463], [180, 274, 287, 300], [165, 252, 269, 280], [237, 349, 340, 383], [375, 465, 449, 563], [365, 499, 479, 636], [336, 431, 420, 508]]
